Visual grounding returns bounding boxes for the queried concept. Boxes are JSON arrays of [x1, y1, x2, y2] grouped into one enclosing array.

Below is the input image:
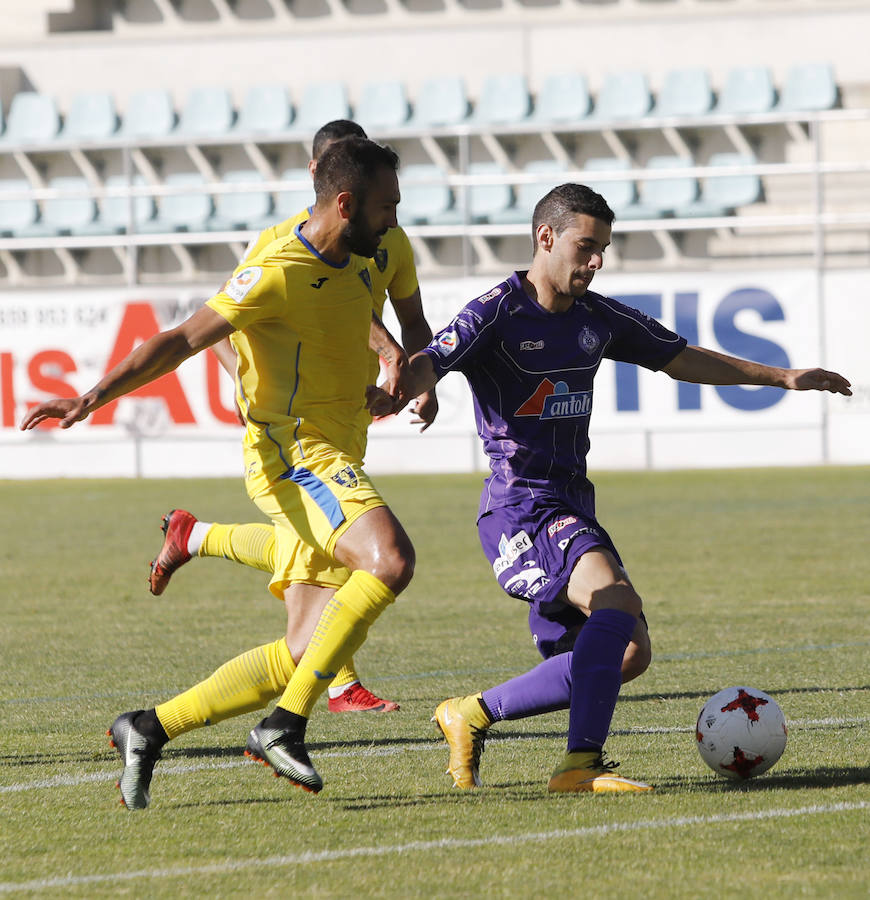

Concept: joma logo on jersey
[[515, 379, 593, 420], [330, 465, 358, 488]]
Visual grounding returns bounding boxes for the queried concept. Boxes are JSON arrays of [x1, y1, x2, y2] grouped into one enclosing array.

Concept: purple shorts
[[478, 501, 624, 660]]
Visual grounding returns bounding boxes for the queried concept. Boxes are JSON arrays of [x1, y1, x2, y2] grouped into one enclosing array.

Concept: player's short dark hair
[[531, 183, 614, 251], [311, 120, 368, 160], [313, 136, 399, 204]]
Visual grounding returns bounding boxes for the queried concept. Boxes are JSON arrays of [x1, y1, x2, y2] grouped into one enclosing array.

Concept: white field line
[[1, 716, 866, 796], [0, 800, 866, 894]]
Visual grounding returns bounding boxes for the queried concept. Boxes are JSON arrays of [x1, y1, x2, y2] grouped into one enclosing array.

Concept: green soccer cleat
[[431, 697, 488, 789], [107, 710, 163, 810], [547, 750, 653, 794], [245, 719, 323, 794]]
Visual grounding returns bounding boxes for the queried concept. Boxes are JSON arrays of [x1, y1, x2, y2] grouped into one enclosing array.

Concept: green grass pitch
[[1, 467, 868, 897]]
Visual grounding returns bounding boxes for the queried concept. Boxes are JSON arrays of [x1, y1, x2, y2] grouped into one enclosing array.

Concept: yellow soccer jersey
[[207, 225, 374, 464], [244, 208, 418, 316]]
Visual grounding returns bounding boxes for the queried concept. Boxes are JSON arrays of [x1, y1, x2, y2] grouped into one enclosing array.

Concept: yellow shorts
[[244, 435, 384, 599]]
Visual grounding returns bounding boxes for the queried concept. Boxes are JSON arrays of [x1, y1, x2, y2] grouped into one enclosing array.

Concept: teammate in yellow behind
[[148, 120, 437, 714], [22, 136, 417, 808]]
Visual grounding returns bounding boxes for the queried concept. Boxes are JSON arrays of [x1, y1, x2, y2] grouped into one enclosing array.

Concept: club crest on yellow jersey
[[330, 464, 359, 488]]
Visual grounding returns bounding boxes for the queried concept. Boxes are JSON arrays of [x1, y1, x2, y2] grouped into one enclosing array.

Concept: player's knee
[[590, 582, 643, 618], [622, 639, 652, 683], [371, 539, 416, 595]]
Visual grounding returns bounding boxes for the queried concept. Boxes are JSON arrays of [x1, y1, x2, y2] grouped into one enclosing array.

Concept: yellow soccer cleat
[[431, 697, 488, 789], [547, 750, 654, 794]]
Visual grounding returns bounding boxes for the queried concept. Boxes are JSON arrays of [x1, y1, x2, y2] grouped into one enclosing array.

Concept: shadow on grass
[[656, 764, 870, 792], [623, 684, 870, 704]]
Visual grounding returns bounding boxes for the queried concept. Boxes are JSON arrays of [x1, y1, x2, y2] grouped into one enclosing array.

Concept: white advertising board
[[1, 271, 867, 479]]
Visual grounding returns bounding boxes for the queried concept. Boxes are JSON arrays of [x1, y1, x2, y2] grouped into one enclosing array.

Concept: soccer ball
[[695, 686, 788, 780]]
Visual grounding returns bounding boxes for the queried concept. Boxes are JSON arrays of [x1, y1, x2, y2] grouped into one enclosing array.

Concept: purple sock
[[481, 653, 572, 722], [567, 608, 636, 753]]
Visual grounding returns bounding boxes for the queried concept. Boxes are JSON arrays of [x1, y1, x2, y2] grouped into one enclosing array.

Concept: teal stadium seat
[[591, 71, 652, 120], [397, 164, 460, 225], [235, 84, 294, 133], [273, 168, 314, 220], [17, 175, 97, 236], [407, 76, 469, 128], [717, 66, 776, 114], [89, 174, 155, 233], [630, 155, 698, 218], [61, 91, 119, 142], [470, 74, 531, 125], [677, 153, 762, 218], [489, 159, 567, 224], [355, 80, 409, 131], [0, 178, 39, 235], [292, 81, 350, 133], [119, 89, 176, 139], [466, 162, 514, 223], [531, 72, 591, 124], [209, 170, 273, 231], [583, 158, 637, 216], [138, 172, 212, 232], [178, 86, 235, 137], [778, 63, 838, 111], [1, 92, 60, 144], [653, 68, 714, 118]]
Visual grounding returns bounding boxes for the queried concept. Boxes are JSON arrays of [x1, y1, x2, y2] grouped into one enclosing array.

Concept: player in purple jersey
[[368, 183, 851, 794]]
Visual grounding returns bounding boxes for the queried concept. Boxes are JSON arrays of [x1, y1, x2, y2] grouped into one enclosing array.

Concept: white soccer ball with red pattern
[[696, 686, 788, 780]]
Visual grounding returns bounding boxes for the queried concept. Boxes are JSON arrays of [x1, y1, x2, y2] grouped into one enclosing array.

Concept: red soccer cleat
[[148, 509, 197, 596], [327, 682, 400, 713]]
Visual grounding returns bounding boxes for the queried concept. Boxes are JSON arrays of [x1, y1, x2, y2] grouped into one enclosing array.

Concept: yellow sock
[[457, 692, 492, 730], [199, 522, 275, 574], [155, 637, 296, 739], [331, 662, 359, 690], [277, 570, 395, 718]]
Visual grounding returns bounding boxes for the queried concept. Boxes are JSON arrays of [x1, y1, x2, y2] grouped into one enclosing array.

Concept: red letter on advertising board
[[90, 302, 196, 425], [1, 352, 14, 428]]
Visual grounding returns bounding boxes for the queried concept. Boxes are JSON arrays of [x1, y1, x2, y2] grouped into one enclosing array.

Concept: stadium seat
[[717, 66, 776, 114], [591, 71, 652, 120], [397, 163, 460, 225], [177, 86, 235, 137], [653, 68, 714, 118], [0, 92, 60, 144], [119, 89, 176, 139], [0, 178, 39, 235], [138, 172, 212, 232], [676, 152, 762, 218], [355, 79, 410, 131], [16, 175, 97, 236], [583, 158, 637, 216], [273, 168, 314, 220], [531, 72, 591, 124], [631, 155, 698, 217], [778, 62, 839, 112], [292, 81, 351, 133], [470, 73, 531, 125], [89, 174, 156, 233], [208, 169, 273, 231], [465, 162, 514, 223], [489, 159, 567, 224], [235, 84, 294, 134], [60, 91, 119, 142], [407, 76, 470, 128]]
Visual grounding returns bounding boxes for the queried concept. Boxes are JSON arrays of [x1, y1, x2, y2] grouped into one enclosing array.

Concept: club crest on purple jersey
[[579, 325, 600, 355]]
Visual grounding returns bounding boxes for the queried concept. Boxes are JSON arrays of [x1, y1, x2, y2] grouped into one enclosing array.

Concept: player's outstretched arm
[[20, 306, 235, 431], [662, 345, 852, 396], [391, 288, 439, 431]]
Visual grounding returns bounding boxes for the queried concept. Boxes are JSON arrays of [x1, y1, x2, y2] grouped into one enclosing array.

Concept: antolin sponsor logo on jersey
[[515, 379, 592, 420]]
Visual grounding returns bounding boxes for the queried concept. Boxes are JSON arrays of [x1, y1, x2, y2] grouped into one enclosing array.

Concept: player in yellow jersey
[[22, 137, 418, 808], [148, 121, 438, 714]]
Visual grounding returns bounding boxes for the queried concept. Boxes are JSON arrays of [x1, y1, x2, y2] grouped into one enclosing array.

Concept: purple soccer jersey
[[422, 271, 687, 517]]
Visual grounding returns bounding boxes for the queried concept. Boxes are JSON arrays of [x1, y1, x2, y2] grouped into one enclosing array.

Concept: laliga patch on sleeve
[[435, 330, 458, 356], [225, 266, 263, 303]]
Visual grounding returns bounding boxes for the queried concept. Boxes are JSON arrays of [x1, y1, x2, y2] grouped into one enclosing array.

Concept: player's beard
[[344, 207, 383, 258]]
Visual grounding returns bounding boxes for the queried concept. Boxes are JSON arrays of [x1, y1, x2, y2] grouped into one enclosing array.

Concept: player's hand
[[787, 368, 852, 395], [379, 348, 413, 413], [19, 394, 93, 430], [366, 384, 396, 418], [409, 390, 438, 432]]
